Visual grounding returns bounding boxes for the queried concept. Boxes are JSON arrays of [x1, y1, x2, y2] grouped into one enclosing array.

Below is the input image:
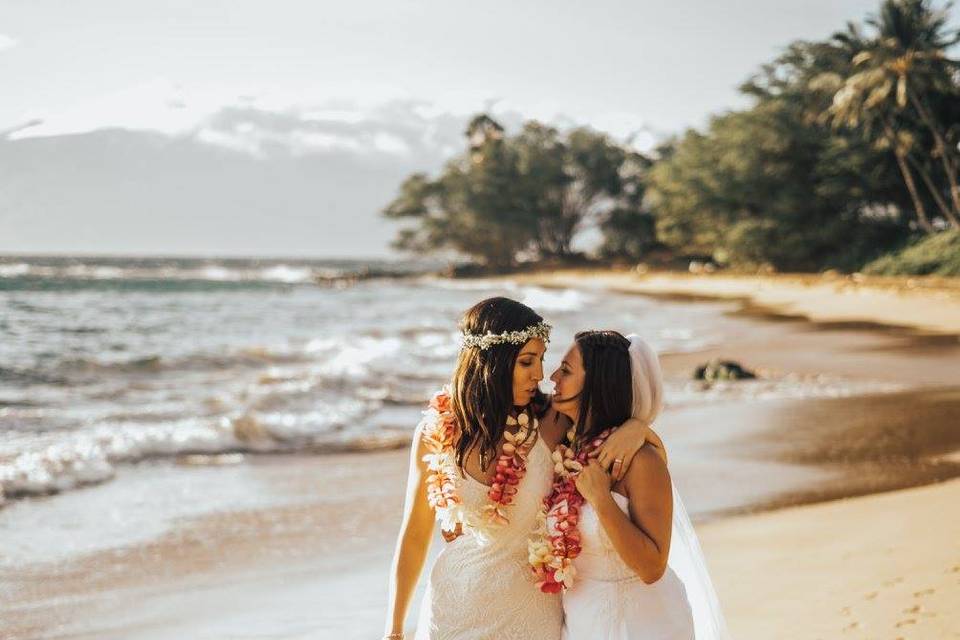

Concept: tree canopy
[[384, 0, 960, 274]]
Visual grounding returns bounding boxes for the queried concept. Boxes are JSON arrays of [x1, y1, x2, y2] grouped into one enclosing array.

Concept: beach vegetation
[[862, 228, 960, 274], [384, 0, 959, 276]]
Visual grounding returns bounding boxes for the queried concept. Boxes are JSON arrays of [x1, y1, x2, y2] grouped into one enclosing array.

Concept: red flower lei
[[422, 387, 539, 537], [528, 428, 613, 593]]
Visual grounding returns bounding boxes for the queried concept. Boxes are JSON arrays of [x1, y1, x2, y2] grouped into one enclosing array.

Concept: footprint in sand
[[896, 619, 917, 628], [903, 604, 922, 613], [913, 588, 935, 597], [842, 621, 861, 632], [840, 606, 852, 616], [883, 576, 905, 586], [864, 591, 878, 600]]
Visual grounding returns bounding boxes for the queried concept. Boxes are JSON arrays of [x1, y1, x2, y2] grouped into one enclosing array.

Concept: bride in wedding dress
[[548, 330, 731, 640], [382, 299, 655, 640]]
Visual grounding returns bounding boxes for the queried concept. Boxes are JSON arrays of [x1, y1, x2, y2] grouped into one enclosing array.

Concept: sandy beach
[[3, 270, 959, 640], [511, 269, 960, 335], [703, 476, 960, 639]]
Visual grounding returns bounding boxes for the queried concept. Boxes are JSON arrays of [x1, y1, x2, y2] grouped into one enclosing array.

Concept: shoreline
[[498, 268, 960, 335]]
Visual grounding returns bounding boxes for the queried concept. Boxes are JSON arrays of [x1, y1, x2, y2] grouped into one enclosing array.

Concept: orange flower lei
[[528, 428, 613, 593], [420, 386, 539, 541]]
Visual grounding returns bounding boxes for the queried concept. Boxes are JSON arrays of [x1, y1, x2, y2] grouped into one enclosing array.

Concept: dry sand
[[701, 477, 960, 640], [511, 269, 960, 334]]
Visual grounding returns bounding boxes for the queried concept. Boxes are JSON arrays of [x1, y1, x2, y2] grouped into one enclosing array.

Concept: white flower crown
[[460, 321, 552, 351]]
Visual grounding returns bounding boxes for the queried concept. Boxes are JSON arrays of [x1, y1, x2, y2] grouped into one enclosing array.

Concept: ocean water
[[0, 256, 902, 512]]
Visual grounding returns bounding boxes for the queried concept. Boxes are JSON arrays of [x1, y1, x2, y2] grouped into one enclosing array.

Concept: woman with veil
[[545, 330, 730, 639]]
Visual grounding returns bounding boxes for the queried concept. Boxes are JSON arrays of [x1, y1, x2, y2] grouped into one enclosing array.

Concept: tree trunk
[[906, 153, 960, 229], [908, 91, 960, 222], [894, 148, 935, 232], [882, 121, 935, 232]]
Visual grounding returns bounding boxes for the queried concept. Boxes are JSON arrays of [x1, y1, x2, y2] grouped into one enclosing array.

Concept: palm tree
[[818, 21, 939, 231], [848, 0, 960, 228]]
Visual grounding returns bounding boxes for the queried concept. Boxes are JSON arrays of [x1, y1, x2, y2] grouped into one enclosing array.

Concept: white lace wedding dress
[[562, 492, 695, 640], [415, 436, 563, 640]]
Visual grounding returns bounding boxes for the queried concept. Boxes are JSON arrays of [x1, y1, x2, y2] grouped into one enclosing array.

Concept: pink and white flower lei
[[420, 386, 539, 542], [528, 428, 613, 593]]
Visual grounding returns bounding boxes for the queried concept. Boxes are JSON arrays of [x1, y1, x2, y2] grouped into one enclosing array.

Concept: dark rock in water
[[693, 359, 757, 382]]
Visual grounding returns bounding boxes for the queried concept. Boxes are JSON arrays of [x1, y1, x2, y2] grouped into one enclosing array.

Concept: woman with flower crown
[[537, 330, 730, 640], [383, 298, 654, 640]]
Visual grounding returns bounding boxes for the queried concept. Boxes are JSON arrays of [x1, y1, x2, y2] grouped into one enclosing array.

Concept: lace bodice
[[415, 435, 562, 639]]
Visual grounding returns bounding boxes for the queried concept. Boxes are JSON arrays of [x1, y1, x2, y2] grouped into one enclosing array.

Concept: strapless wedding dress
[[562, 492, 695, 640], [415, 436, 563, 640]]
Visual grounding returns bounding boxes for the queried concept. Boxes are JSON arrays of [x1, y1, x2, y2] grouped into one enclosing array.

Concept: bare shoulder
[[646, 428, 668, 463], [623, 444, 671, 497]]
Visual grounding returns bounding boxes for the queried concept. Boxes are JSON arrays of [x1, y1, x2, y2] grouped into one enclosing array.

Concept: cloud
[[5, 74, 665, 163], [8, 78, 227, 140], [191, 104, 450, 160], [0, 34, 17, 52], [8, 81, 443, 159]]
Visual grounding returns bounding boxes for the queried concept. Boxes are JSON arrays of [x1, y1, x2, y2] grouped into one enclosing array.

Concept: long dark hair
[[451, 297, 547, 473], [573, 330, 633, 450]]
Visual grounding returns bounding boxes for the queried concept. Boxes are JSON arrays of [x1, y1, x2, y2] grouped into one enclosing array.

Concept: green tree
[[648, 80, 904, 270], [383, 114, 534, 268], [384, 115, 649, 266], [511, 124, 639, 259], [511, 122, 573, 257], [823, 0, 960, 229]]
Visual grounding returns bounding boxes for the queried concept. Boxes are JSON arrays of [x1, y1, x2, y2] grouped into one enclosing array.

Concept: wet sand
[[1, 450, 411, 640], [3, 272, 960, 639]]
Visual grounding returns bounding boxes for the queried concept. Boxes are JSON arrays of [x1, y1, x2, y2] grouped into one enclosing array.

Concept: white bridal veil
[[626, 334, 732, 640]]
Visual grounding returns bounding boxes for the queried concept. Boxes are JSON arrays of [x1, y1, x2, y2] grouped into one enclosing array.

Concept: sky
[[0, 0, 900, 257]]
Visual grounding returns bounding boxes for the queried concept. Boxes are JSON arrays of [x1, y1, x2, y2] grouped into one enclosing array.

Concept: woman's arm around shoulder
[[383, 421, 437, 637]]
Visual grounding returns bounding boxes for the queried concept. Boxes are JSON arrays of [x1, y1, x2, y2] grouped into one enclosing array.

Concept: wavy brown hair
[[451, 297, 547, 473], [572, 330, 633, 450]]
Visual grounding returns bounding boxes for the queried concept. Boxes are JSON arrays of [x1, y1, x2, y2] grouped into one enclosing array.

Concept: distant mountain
[[0, 102, 483, 257]]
